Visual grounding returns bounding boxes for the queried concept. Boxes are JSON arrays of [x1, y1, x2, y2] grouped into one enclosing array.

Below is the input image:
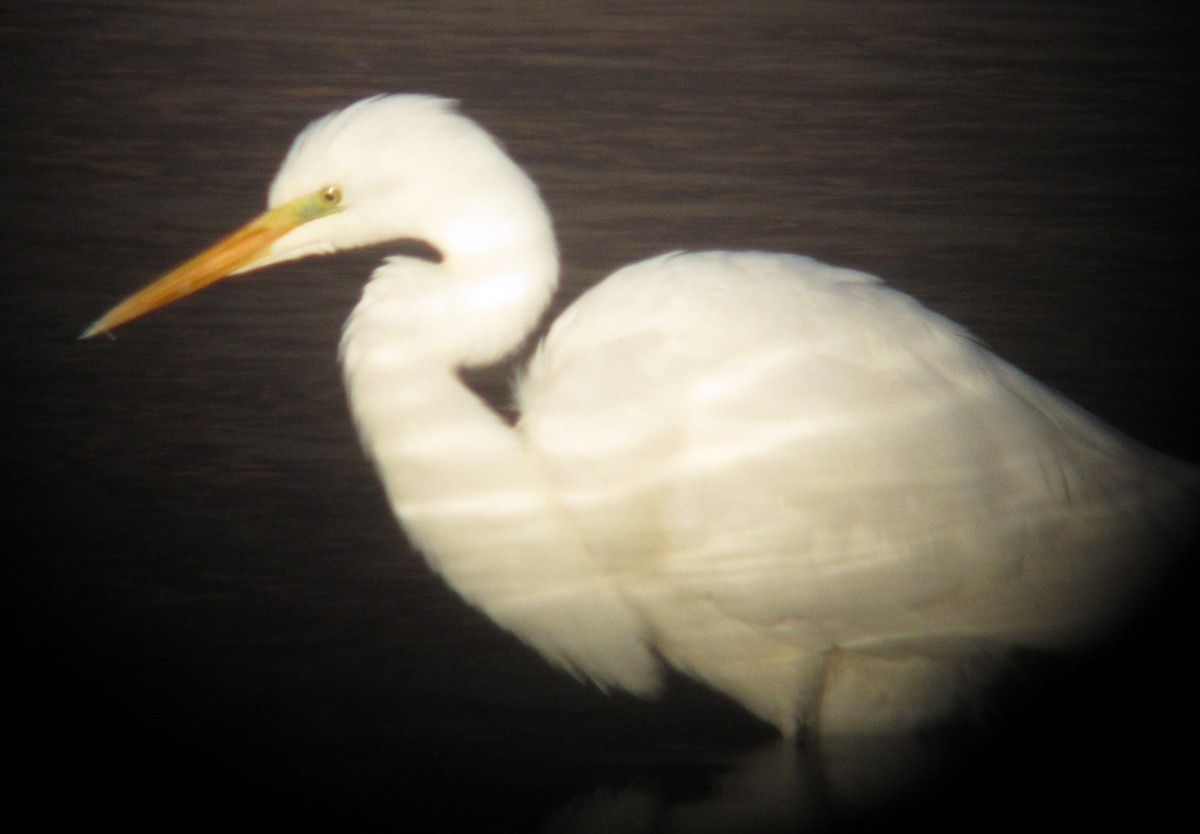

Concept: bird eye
[[320, 185, 342, 205]]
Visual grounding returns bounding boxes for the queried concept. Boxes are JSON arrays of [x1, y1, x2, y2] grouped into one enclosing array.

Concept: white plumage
[[85, 95, 1195, 738]]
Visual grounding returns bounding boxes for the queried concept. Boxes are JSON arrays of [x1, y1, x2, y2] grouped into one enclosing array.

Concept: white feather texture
[[255, 95, 1192, 736]]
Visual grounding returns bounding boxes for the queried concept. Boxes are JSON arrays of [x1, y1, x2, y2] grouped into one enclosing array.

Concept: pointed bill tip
[[79, 318, 108, 340]]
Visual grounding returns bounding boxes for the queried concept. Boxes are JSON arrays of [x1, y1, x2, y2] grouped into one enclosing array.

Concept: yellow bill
[[81, 185, 343, 339]]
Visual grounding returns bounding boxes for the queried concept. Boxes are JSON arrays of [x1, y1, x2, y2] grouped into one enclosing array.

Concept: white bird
[[83, 95, 1194, 738]]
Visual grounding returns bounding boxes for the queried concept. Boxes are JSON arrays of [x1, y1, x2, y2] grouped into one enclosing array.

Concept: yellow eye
[[320, 185, 342, 205]]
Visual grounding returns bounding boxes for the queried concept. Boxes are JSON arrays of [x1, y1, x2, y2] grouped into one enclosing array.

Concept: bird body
[[85, 95, 1194, 737], [518, 250, 1188, 732]]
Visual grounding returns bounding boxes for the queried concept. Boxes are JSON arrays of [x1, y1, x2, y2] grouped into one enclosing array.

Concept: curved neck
[[338, 222, 561, 578], [341, 195, 558, 369], [335, 217, 656, 694]]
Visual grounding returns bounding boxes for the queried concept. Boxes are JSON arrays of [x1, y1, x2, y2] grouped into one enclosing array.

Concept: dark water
[[4, 2, 1197, 829]]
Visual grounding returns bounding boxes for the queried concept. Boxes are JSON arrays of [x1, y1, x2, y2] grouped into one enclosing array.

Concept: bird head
[[81, 95, 543, 338]]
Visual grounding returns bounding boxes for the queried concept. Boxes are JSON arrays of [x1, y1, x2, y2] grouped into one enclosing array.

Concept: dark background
[[3, 2, 1196, 830]]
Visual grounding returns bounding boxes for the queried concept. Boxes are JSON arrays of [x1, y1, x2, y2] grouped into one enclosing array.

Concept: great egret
[[83, 95, 1194, 738]]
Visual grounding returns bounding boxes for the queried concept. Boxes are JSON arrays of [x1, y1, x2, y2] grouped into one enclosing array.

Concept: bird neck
[[337, 206, 561, 570], [341, 184, 558, 369], [335, 230, 656, 693]]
